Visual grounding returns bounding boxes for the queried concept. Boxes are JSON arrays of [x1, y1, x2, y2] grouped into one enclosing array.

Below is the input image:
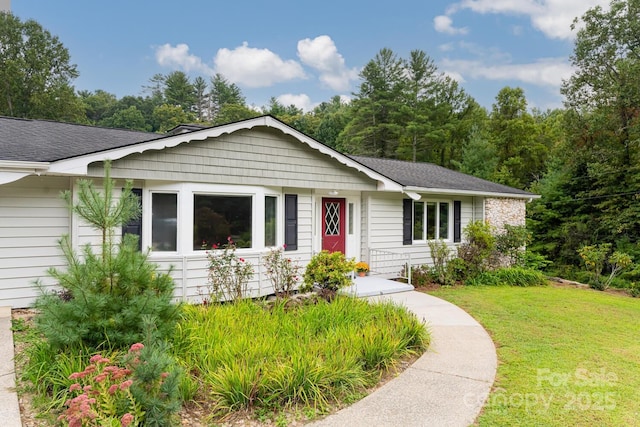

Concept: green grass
[[171, 296, 428, 416], [428, 286, 640, 426]]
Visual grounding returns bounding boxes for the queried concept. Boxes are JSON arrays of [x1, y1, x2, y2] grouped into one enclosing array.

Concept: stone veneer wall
[[484, 197, 526, 231]]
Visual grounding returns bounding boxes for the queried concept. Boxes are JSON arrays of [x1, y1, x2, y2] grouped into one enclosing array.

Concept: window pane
[[426, 202, 436, 240], [194, 195, 252, 250], [348, 203, 354, 235], [152, 193, 177, 251], [439, 202, 449, 239], [413, 202, 424, 240], [265, 196, 277, 247]]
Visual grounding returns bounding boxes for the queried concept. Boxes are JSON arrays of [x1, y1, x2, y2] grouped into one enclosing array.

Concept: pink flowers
[[121, 413, 134, 427], [61, 348, 144, 426], [129, 343, 144, 352]]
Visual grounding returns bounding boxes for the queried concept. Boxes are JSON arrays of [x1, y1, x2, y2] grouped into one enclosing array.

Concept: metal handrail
[[368, 248, 412, 285]]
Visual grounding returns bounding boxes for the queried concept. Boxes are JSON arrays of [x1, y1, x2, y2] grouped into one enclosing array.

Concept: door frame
[[314, 193, 360, 260]]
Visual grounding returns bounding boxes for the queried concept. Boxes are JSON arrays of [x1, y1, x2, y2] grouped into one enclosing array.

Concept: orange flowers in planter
[[355, 262, 369, 274]]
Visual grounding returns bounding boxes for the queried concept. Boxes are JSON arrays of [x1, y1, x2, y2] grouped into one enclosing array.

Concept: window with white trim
[[265, 195, 277, 247], [147, 185, 287, 253], [151, 193, 178, 251], [413, 200, 450, 241], [193, 194, 252, 249]]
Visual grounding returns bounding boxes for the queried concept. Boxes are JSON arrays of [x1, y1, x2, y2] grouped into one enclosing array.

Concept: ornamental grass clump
[[206, 236, 255, 302], [171, 297, 428, 416]]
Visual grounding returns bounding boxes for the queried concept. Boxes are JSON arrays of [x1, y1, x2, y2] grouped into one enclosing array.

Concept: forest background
[[3, 0, 640, 278]]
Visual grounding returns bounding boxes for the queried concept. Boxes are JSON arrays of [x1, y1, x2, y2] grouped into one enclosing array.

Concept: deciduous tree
[[0, 12, 84, 121]]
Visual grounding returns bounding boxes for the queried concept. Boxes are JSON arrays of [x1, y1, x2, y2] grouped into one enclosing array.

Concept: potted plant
[[355, 261, 370, 277]]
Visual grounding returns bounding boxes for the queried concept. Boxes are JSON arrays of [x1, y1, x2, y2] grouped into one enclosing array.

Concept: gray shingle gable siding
[[0, 116, 162, 162], [350, 155, 534, 196]]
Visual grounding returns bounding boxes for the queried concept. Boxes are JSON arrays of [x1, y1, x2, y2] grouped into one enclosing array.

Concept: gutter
[[402, 186, 540, 200], [0, 160, 50, 185]]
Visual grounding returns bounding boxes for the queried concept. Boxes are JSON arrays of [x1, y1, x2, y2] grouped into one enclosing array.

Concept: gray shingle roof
[[0, 116, 535, 197], [350, 155, 534, 196], [0, 116, 162, 162]]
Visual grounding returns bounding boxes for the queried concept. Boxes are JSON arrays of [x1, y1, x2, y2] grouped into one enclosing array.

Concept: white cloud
[[448, 0, 609, 40], [439, 42, 456, 52], [440, 57, 573, 88], [297, 35, 359, 91], [442, 70, 466, 83], [214, 42, 306, 88], [155, 43, 213, 74], [434, 15, 469, 35], [276, 93, 316, 112]]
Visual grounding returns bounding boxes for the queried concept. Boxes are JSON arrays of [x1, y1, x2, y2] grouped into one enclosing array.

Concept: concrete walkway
[[0, 306, 21, 427], [0, 281, 496, 427], [311, 290, 497, 427]]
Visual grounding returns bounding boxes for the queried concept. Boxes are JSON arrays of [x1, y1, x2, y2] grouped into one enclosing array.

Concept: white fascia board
[[403, 186, 540, 200], [0, 160, 50, 184], [46, 115, 405, 192], [47, 117, 271, 175]]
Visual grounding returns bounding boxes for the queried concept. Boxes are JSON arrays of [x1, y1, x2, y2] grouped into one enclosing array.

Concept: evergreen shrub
[[35, 162, 179, 350]]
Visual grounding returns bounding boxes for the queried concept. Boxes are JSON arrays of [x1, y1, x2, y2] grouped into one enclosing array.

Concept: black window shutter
[[284, 194, 298, 251], [454, 200, 462, 243], [122, 188, 143, 250], [403, 199, 412, 245]]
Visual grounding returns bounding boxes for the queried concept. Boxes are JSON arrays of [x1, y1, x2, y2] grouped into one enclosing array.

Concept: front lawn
[[428, 285, 640, 426]]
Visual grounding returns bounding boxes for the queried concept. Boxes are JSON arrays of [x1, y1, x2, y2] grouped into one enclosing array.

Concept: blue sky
[[12, 0, 609, 112]]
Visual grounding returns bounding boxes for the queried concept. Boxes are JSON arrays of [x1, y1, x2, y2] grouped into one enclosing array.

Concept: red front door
[[322, 198, 346, 253]]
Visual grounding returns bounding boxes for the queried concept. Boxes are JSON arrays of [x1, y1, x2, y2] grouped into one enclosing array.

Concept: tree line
[[2, 1, 640, 275]]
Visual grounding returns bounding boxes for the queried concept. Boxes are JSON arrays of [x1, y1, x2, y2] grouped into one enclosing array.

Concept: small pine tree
[[35, 161, 179, 350]]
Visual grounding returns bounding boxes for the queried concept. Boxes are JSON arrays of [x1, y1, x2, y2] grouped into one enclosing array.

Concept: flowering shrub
[[58, 348, 144, 427], [206, 236, 254, 302], [58, 342, 181, 427], [263, 245, 301, 297], [355, 261, 369, 273]]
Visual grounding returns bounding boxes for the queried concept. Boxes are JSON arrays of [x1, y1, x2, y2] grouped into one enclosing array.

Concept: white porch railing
[[368, 248, 412, 285]]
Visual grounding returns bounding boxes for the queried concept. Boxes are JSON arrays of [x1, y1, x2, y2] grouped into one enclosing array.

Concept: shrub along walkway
[[313, 284, 497, 427], [0, 279, 496, 426]]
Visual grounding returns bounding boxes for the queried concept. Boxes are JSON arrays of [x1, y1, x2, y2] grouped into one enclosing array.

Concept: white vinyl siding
[[366, 193, 475, 272], [0, 176, 70, 307]]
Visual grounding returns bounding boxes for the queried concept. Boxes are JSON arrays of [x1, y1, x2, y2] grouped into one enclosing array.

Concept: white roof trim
[[0, 161, 50, 184], [403, 186, 540, 200], [403, 191, 422, 201], [46, 116, 404, 192]]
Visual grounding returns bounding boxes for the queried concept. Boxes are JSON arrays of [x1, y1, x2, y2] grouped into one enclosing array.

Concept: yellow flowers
[[355, 261, 370, 273]]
